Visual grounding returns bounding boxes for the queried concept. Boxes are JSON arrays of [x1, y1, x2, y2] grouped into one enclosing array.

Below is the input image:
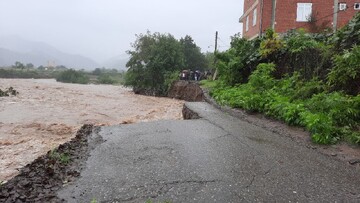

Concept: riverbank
[[0, 79, 184, 182]]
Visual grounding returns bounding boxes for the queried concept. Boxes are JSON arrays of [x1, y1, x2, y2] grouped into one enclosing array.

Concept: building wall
[[337, 0, 360, 28], [241, 0, 261, 39], [261, 0, 274, 35], [241, 0, 360, 39], [274, 0, 359, 33]]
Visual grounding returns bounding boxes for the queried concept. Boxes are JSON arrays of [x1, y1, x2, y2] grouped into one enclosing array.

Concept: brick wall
[[261, 0, 274, 34], [241, 0, 360, 39], [241, 0, 261, 38], [274, 0, 359, 33], [337, 0, 360, 28]]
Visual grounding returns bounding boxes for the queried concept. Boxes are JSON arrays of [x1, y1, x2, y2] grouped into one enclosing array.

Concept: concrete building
[[239, 0, 360, 39]]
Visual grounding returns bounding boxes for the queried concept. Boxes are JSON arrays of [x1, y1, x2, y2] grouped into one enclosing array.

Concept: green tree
[[25, 63, 34, 69], [204, 52, 216, 71], [180, 35, 207, 71], [13, 61, 25, 70], [125, 31, 185, 96], [92, 68, 102, 75], [38, 65, 46, 70]]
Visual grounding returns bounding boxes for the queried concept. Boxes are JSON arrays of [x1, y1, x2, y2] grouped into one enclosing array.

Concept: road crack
[[245, 174, 256, 189]]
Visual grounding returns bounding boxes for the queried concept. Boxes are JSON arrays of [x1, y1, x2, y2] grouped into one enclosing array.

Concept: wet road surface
[[58, 102, 360, 202]]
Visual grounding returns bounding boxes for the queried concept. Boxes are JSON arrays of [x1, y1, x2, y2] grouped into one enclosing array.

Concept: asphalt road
[[57, 102, 360, 202]]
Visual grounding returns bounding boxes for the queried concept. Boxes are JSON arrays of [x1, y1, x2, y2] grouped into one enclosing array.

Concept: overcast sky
[[0, 0, 244, 62]]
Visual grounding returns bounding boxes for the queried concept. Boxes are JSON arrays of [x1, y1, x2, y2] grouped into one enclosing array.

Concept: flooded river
[[0, 79, 184, 182]]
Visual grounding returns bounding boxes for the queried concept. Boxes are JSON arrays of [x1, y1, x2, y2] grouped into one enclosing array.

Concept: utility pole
[[212, 31, 218, 80], [215, 31, 218, 53], [333, 0, 339, 32]]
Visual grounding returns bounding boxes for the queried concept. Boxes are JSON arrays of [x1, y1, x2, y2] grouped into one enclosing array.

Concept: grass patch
[[49, 149, 71, 164], [96, 73, 124, 85], [199, 80, 219, 90]]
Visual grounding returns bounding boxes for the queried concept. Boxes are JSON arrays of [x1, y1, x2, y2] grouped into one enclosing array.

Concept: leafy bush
[[216, 34, 260, 86], [260, 29, 284, 58], [209, 63, 360, 145], [209, 15, 360, 145], [97, 74, 117, 84], [56, 69, 89, 84], [328, 45, 360, 95], [331, 12, 360, 52]]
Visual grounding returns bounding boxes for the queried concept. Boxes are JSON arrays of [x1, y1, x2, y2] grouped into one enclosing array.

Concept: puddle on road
[[0, 79, 184, 181]]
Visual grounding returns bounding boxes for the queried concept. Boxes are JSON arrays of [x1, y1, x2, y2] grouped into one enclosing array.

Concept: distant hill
[[0, 36, 100, 70], [101, 54, 129, 71]]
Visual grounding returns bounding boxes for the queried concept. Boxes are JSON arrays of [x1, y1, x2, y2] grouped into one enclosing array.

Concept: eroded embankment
[[0, 104, 200, 202], [0, 79, 184, 182], [0, 125, 101, 203]]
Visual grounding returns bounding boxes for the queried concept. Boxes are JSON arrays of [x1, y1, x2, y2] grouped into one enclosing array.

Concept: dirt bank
[[168, 80, 204, 101], [0, 124, 97, 203], [0, 79, 184, 182]]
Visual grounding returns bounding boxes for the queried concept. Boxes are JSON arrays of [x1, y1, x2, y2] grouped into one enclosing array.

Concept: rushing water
[[0, 79, 184, 181]]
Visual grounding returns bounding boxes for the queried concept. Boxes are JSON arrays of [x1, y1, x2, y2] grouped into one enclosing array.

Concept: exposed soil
[[168, 80, 204, 101], [0, 124, 99, 203], [0, 79, 184, 182]]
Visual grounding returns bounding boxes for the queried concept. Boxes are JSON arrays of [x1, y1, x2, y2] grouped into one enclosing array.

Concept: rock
[[168, 80, 204, 102], [349, 159, 360, 165]]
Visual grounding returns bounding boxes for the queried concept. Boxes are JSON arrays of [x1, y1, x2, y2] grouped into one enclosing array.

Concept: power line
[[293, 8, 344, 30], [217, 36, 230, 49]]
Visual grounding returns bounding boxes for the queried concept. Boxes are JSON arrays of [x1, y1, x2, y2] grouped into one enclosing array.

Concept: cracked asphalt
[[57, 102, 360, 202]]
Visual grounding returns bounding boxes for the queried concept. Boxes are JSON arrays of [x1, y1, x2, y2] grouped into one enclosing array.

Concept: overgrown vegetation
[[1, 62, 124, 85], [124, 31, 211, 96], [0, 68, 56, 79], [92, 68, 124, 84], [56, 69, 90, 84], [208, 13, 360, 145]]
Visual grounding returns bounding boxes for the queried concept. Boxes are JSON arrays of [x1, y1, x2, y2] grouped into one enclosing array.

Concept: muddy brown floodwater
[[0, 79, 185, 182]]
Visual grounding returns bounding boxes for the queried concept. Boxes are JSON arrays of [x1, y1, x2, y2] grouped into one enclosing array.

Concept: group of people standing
[[180, 70, 211, 81]]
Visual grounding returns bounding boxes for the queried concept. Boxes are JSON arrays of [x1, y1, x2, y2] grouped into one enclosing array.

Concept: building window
[[253, 8, 257, 26], [355, 3, 360, 10], [296, 3, 312, 22], [246, 15, 249, 31], [339, 3, 347, 11]]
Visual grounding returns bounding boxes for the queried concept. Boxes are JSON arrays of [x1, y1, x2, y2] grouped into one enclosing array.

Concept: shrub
[[327, 45, 360, 95], [216, 34, 261, 86], [56, 69, 89, 84], [97, 74, 117, 84], [210, 63, 360, 145], [259, 29, 284, 58], [331, 12, 360, 52]]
